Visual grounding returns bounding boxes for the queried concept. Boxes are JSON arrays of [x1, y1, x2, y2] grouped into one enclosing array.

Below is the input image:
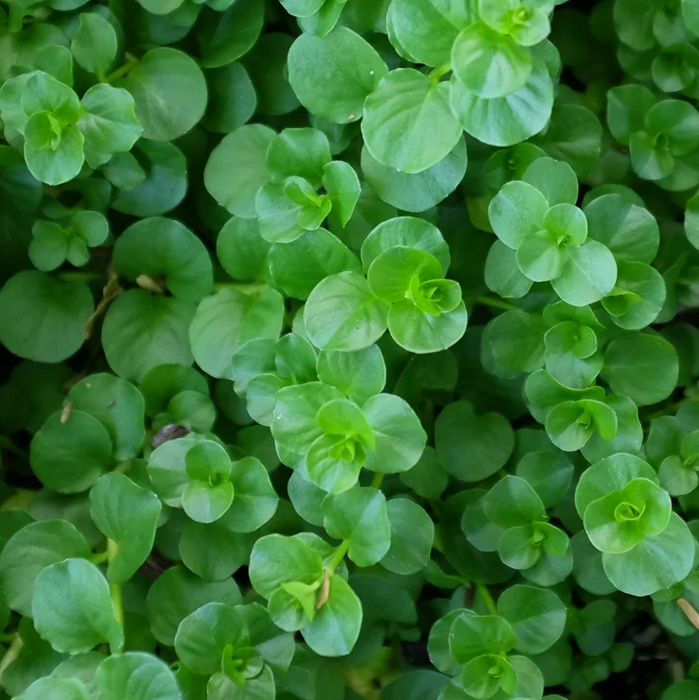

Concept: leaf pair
[[576, 453, 695, 595], [205, 125, 360, 236], [16, 652, 180, 700], [0, 71, 142, 185], [464, 475, 571, 584], [249, 534, 362, 656], [271, 381, 425, 493], [304, 216, 467, 354], [148, 435, 278, 528], [608, 85, 699, 189], [488, 156, 617, 306]]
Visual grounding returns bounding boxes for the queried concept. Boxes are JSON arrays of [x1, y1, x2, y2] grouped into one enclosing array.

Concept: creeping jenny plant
[[5, 0, 699, 699]]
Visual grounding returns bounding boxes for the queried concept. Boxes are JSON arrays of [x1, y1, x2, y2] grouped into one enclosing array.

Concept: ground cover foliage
[[3, 0, 699, 698]]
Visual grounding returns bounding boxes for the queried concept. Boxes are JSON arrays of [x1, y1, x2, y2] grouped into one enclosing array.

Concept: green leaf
[[0, 520, 90, 617], [323, 161, 361, 226], [179, 518, 251, 581], [583, 478, 672, 554], [14, 677, 90, 700], [287, 26, 387, 124], [146, 565, 242, 646], [450, 58, 554, 147], [449, 611, 516, 662], [363, 393, 427, 474], [147, 433, 200, 507], [388, 0, 473, 67], [203, 62, 257, 133], [32, 558, 123, 654], [217, 217, 270, 282], [249, 534, 323, 599], [0, 271, 93, 363], [119, 47, 207, 141], [66, 373, 145, 461], [271, 381, 343, 455], [205, 124, 275, 218], [575, 453, 659, 517], [113, 217, 213, 303], [362, 68, 462, 174], [516, 451, 574, 508], [182, 477, 234, 524], [280, 0, 323, 17], [550, 240, 617, 306], [522, 156, 579, 207], [70, 13, 117, 76], [451, 22, 532, 99], [602, 333, 679, 406], [207, 665, 274, 700], [190, 287, 284, 379], [30, 409, 112, 493], [497, 584, 567, 655], [96, 652, 181, 700], [89, 472, 161, 584], [361, 216, 451, 274], [484, 309, 546, 375], [301, 576, 362, 657], [461, 654, 515, 699], [607, 84, 656, 146], [380, 498, 434, 575], [111, 140, 187, 217], [316, 345, 386, 404], [435, 400, 514, 482], [545, 399, 617, 452], [225, 457, 278, 532], [269, 228, 361, 300], [603, 261, 666, 330], [388, 297, 468, 354], [323, 487, 391, 567], [367, 247, 444, 303], [602, 513, 695, 596], [571, 531, 616, 596], [102, 290, 195, 382], [267, 128, 331, 189], [196, 0, 264, 68], [489, 180, 549, 250], [361, 138, 467, 213], [139, 364, 208, 418], [483, 475, 546, 529], [584, 193, 660, 264], [304, 272, 389, 352], [175, 602, 248, 675]]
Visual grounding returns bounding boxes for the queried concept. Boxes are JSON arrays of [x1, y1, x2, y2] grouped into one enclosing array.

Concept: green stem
[[107, 540, 124, 644], [474, 296, 520, 312], [0, 435, 29, 461], [103, 56, 138, 83], [476, 583, 498, 616], [0, 633, 15, 644], [370, 472, 385, 489], [213, 281, 267, 295], [429, 64, 452, 87], [0, 635, 23, 682], [327, 540, 350, 575], [90, 549, 110, 565]]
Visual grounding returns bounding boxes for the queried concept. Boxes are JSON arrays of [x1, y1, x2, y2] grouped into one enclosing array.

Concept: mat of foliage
[[4, 0, 699, 699]]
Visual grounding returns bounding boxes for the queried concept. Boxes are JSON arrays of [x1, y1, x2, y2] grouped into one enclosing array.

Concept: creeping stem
[[477, 583, 499, 616], [107, 539, 124, 647], [327, 539, 351, 575], [0, 635, 23, 683], [429, 64, 453, 88]]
